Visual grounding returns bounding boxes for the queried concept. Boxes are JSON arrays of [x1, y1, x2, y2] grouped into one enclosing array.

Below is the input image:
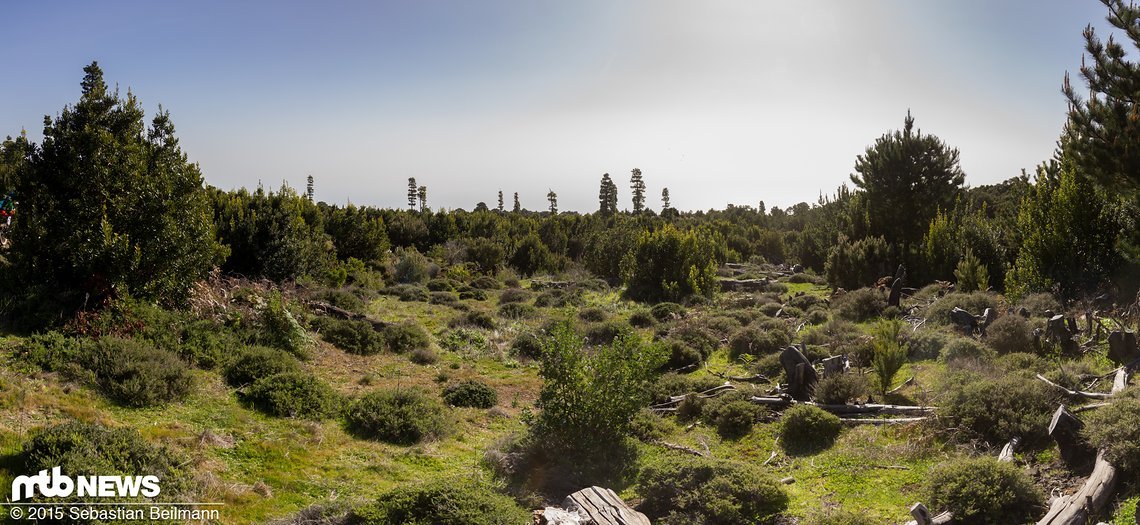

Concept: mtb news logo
[[11, 467, 161, 501]]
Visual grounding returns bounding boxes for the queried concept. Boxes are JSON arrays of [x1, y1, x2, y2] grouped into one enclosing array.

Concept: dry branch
[[1035, 374, 1112, 400]]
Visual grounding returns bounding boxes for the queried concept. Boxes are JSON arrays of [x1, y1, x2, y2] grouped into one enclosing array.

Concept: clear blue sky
[[0, 1, 1120, 211]]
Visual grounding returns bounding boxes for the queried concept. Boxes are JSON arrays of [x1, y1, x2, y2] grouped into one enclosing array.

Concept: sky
[[0, 1, 1123, 212]]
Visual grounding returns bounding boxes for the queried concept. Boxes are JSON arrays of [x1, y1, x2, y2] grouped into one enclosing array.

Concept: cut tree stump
[[561, 486, 650, 525], [1048, 405, 1093, 468], [905, 502, 955, 525], [820, 355, 849, 378], [1107, 330, 1139, 366], [888, 265, 906, 308], [779, 346, 817, 401]]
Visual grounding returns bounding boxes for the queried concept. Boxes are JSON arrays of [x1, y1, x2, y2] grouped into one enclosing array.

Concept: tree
[[407, 178, 417, 209], [417, 185, 427, 212], [598, 173, 618, 215], [850, 111, 965, 249], [621, 224, 725, 302], [512, 192, 521, 213], [1061, 0, 1140, 193], [661, 187, 671, 210], [324, 204, 389, 263], [497, 190, 504, 212], [547, 190, 557, 214], [0, 130, 32, 191], [630, 168, 646, 213], [10, 62, 225, 307], [306, 174, 314, 202]]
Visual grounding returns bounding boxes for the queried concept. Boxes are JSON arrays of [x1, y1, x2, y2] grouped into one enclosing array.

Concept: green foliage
[[621, 224, 724, 302], [779, 405, 843, 455], [984, 315, 1033, 354], [870, 319, 908, 394], [1017, 292, 1061, 317], [456, 310, 495, 330], [497, 302, 537, 319], [728, 326, 789, 360], [442, 380, 498, 408], [637, 454, 788, 524], [510, 332, 542, 360], [350, 479, 529, 525], [940, 338, 995, 363], [81, 337, 194, 407], [223, 346, 301, 387], [529, 320, 665, 457], [926, 292, 997, 326], [394, 248, 435, 284], [651, 302, 687, 321], [315, 317, 385, 355], [212, 183, 332, 282], [922, 206, 1006, 287], [260, 292, 311, 358], [578, 307, 608, 322], [801, 507, 879, 525], [245, 372, 341, 419], [659, 339, 702, 370], [953, 248, 990, 293], [814, 373, 869, 404], [824, 235, 892, 290], [16, 331, 82, 372], [1083, 394, 1140, 473], [382, 321, 430, 353], [471, 275, 502, 290], [509, 233, 554, 276], [498, 287, 529, 304], [831, 288, 885, 322], [849, 111, 965, 248], [585, 320, 628, 346], [937, 370, 1060, 445], [346, 389, 450, 445], [906, 329, 950, 360], [924, 456, 1043, 524], [324, 204, 390, 263], [704, 397, 763, 439]]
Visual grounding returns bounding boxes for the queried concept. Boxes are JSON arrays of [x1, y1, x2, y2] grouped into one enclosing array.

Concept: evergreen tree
[[306, 174, 314, 202], [598, 173, 618, 215], [850, 111, 965, 250], [417, 185, 427, 212], [497, 190, 504, 212], [407, 178, 417, 209], [661, 187, 671, 210], [0, 130, 32, 191], [630, 168, 646, 213], [10, 62, 225, 307], [513, 192, 521, 213], [547, 190, 557, 215]]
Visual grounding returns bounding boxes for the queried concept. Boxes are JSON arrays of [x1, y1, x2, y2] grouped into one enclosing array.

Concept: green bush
[[497, 302, 537, 319], [659, 339, 703, 371], [801, 507, 878, 525], [497, 288, 530, 304], [907, 330, 950, 360], [638, 454, 788, 523], [728, 326, 788, 359], [937, 370, 1060, 445], [824, 235, 891, 290], [245, 372, 341, 419], [1018, 292, 1061, 317], [394, 248, 434, 284], [471, 275, 502, 290], [317, 317, 385, 355], [260, 293, 311, 358], [442, 380, 498, 408], [408, 347, 438, 365], [346, 389, 450, 445], [458, 288, 487, 301], [350, 479, 529, 525], [804, 307, 829, 325], [870, 319, 908, 394], [179, 319, 236, 369], [16, 331, 82, 372], [926, 292, 997, 326], [704, 397, 763, 439], [814, 373, 869, 404], [954, 248, 990, 292], [81, 337, 194, 407], [621, 224, 724, 302], [630, 409, 672, 442], [21, 422, 191, 510], [510, 332, 542, 360], [1083, 394, 1140, 472], [389, 284, 429, 302], [312, 287, 366, 313], [779, 405, 843, 455], [651, 302, 687, 321], [984, 315, 1033, 354], [383, 322, 431, 353], [940, 338, 996, 363], [578, 307, 608, 322], [426, 278, 457, 292], [585, 320, 628, 346], [924, 456, 1043, 524], [429, 291, 459, 305], [650, 373, 724, 404], [456, 310, 495, 330], [832, 288, 885, 322], [629, 309, 657, 328], [224, 346, 301, 387]]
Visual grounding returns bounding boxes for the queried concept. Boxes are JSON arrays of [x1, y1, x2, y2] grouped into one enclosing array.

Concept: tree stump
[[561, 486, 649, 525], [1108, 330, 1139, 366], [780, 346, 817, 401], [949, 307, 978, 334], [820, 355, 849, 378], [1048, 405, 1093, 468], [888, 264, 906, 308]]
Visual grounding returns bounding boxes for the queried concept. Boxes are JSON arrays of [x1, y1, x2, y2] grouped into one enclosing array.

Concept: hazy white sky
[[0, 1, 1119, 211]]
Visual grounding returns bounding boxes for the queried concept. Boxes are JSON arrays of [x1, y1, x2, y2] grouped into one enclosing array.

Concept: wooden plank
[[563, 486, 649, 525]]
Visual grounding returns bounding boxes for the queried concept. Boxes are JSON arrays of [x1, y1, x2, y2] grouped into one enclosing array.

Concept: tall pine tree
[[407, 177, 417, 209], [630, 168, 646, 213], [598, 173, 618, 214]]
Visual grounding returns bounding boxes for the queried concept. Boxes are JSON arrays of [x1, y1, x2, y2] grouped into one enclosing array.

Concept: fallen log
[[747, 396, 934, 415], [839, 416, 927, 425], [905, 503, 955, 525], [1036, 367, 1131, 525], [710, 371, 770, 383], [554, 486, 650, 525], [1035, 374, 1112, 400], [652, 439, 707, 457], [887, 376, 915, 395], [305, 300, 388, 331], [651, 384, 736, 408]]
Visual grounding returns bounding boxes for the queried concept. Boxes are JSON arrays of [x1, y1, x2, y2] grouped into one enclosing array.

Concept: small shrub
[[471, 275, 502, 290], [350, 479, 529, 525], [926, 292, 998, 326], [455, 310, 495, 330], [700, 315, 745, 339], [954, 248, 990, 293], [409, 347, 438, 365], [390, 284, 429, 302], [870, 319, 908, 394], [179, 319, 235, 369], [814, 373, 869, 404], [832, 288, 885, 322], [245, 372, 341, 419], [429, 291, 459, 305], [907, 330, 950, 360], [1083, 395, 1140, 472], [383, 322, 431, 353], [628, 309, 656, 328], [1018, 292, 1061, 317], [924, 456, 1043, 524], [16, 331, 82, 372], [984, 315, 1033, 354], [81, 337, 195, 407], [458, 289, 487, 301], [579, 307, 608, 322], [659, 339, 703, 371], [426, 278, 457, 292], [498, 288, 530, 304], [346, 389, 450, 444], [510, 332, 542, 360], [938, 370, 1060, 445], [998, 352, 1049, 374], [585, 320, 628, 346], [667, 321, 720, 359], [786, 272, 826, 285], [224, 346, 301, 386], [260, 293, 311, 358], [312, 288, 366, 313], [705, 397, 762, 439], [802, 508, 878, 525], [317, 317, 385, 355], [728, 326, 788, 359], [940, 338, 996, 363], [651, 302, 687, 321], [650, 373, 724, 404], [804, 307, 829, 325], [788, 294, 824, 310], [630, 409, 672, 442], [394, 248, 434, 284], [753, 353, 785, 380], [780, 404, 842, 455], [442, 380, 498, 408], [638, 454, 789, 523], [497, 302, 537, 319]]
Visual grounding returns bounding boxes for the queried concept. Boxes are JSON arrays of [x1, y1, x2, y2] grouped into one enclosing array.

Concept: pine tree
[[306, 174, 314, 202], [417, 185, 427, 212], [661, 187, 671, 210], [598, 173, 618, 214], [630, 168, 646, 213], [850, 111, 964, 249], [513, 192, 521, 213], [497, 190, 504, 212], [547, 190, 558, 215], [407, 177, 417, 209]]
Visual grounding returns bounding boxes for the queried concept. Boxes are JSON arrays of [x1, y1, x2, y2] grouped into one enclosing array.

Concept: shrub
[[802, 508, 878, 525], [705, 397, 763, 439], [312, 287, 366, 313], [926, 292, 998, 326], [638, 454, 788, 523], [16, 331, 82, 372], [937, 370, 1060, 445], [497, 302, 537, 319], [458, 289, 487, 301], [533, 289, 585, 308], [650, 302, 687, 322], [786, 272, 826, 285], [728, 326, 788, 359], [659, 339, 703, 371], [21, 422, 191, 507], [426, 278, 457, 292], [699, 315, 744, 339], [1083, 395, 1140, 472], [260, 293, 311, 358], [456, 310, 495, 330], [245, 372, 341, 419], [788, 293, 824, 310], [224, 346, 301, 386], [650, 373, 724, 405], [346, 389, 450, 445], [871, 319, 908, 394], [442, 380, 498, 408], [394, 248, 434, 284], [389, 284, 429, 302], [954, 248, 990, 292], [1018, 292, 1061, 317], [429, 291, 459, 305], [779, 404, 842, 455], [814, 373, 869, 404], [622, 224, 724, 302], [804, 307, 829, 325], [498, 288, 530, 305], [676, 394, 706, 422], [510, 332, 542, 360], [408, 347, 438, 365], [753, 353, 785, 380], [628, 308, 656, 328], [924, 456, 1043, 524], [81, 337, 194, 407], [824, 235, 891, 290], [907, 330, 950, 360], [984, 315, 1033, 354], [832, 288, 885, 322], [940, 338, 995, 363], [350, 479, 529, 525], [317, 317, 385, 355], [630, 409, 672, 442], [383, 322, 431, 353], [470, 275, 501, 290], [666, 321, 721, 359], [578, 307, 608, 322], [179, 319, 235, 369], [585, 320, 628, 346]]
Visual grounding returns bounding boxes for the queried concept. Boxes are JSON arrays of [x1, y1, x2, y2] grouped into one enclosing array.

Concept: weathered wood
[[1036, 374, 1113, 400], [711, 371, 770, 383], [747, 396, 933, 416], [998, 436, 1021, 462], [839, 416, 927, 425], [905, 502, 955, 525], [820, 355, 850, 378], [949, 307, 979, 334], [1049, 405, 1093, 467], [1107, 330, 1139, 366], [305, 300, 388, 331], [779, 346, 817, 401], [562, 487, 650, 525], [652, 439, 707, 457], [888, 265, 906, 308]]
